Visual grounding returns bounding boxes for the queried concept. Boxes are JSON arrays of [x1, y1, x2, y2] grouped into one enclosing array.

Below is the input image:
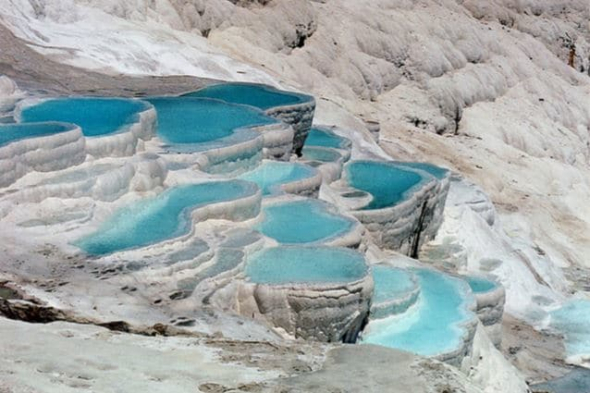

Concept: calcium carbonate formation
[[0, 80, 506, 367]]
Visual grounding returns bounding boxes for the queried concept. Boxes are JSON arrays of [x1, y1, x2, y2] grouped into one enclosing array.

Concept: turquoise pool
[[301, 146, 342, 162], [550, 299, 590, 363], [147, 97, 276, 147], [304, 127, 351, 150], [182, 83, 311, 111], [346, 161, 429, 210], [75, 180, 258, 255], [531, 368, 590, 393], [465, 276, 498, 293], [362, 269, 474, 357], [372, 266, 417, 304], [239, 161, 317, 195], [0, 122, 76, 146], [19, 98, 149, 137], [246, 246, 368, 285], [370, 265, 419, 319], [395, 162, 449, 180], [257, 200, 354, 244]]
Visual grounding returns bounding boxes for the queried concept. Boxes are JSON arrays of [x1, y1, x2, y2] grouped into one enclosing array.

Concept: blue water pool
[[0, 122, 76, 146], [257, 200, 354, 244], [19, 98, 149, 137], [75, 180, 258, 255], [362, 269, 475, 357], [147, 97, 276, 147], [182, 83, 311, 111], [531, 368, 590, 393], [346, 161, 429, 210], [239, 161, 317, 195], [370, 265, 420, 319], [301, 146, 342, 162], [305, 127, 351, 149], [372, 266, 417, 304], [465, 276, 498, 294], [550, 299, 590, 362], [246, 246, 368, 285], [394, 162, 449, 180]]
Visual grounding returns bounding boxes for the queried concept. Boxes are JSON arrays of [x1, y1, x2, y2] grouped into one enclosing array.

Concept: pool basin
[[182, 82, 311, 111], [305, 127, 351, 150], [245, 246, 368, 285], [239, 161, 320, 197], [148, 97, 276, 148], [75, 180, 259, 255], [362, 268, 477, 364], [19, 97, 152, 137], [256, 199, 357, 245]]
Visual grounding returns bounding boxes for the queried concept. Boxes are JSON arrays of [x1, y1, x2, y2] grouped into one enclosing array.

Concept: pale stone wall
[[236, 274, 373, 343], [265, 97, 315, 156], [0, 124, 85, 188]]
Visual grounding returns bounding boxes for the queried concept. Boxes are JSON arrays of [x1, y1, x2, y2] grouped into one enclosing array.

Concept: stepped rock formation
[[1, 0, 589, 391]]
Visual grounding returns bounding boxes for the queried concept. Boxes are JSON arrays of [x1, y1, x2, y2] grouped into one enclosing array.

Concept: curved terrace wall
[[0, 122, 85, 188], [240, 161, 322, 198], [343, 160, 445, 256], [256, 197, 363, 248], [464, 275, 506, 348], [75, 180, 261, 256], [183, 83, 315, 156], [238, 246, 373, 343], [370, 265, 421, 320], [393, 162, 451, 247], [17, 98, 156, 159], [301, 146, 348, 184], [362, 268, 478, 368], [148, 97, 294, 174], [2, 154, 166, 205]]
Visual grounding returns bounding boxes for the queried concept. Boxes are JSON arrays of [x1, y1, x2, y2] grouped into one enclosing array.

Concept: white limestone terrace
[[73, 180, 261, 257], [462, 274, 506, 348], [0, 122, 85, 188], [0, 81, 472, 362], [239, 160, 323, 198], [237, 246, 373, 343], [2, 0, 586, 387], [15, 97, 156, 158], [369, 265, 420, 320], [182, 82, 316, 156], [0, 153, 167, 214], [0, 74, 530, 391], [146, 96, 295, 175], [301, 126, 353, 183], [361, 265, 479, 368], [336, 160, 450, 257], [255, 196, 364, 249]]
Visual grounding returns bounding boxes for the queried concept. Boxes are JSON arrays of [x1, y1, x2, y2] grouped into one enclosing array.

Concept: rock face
[[0, 75, 22, 113], [236, 275, 373, 343], [278, 344, 484, 393], [416, 169, 451, 251], [363, 120, 380, 142], [0, 316, 492, 393], [264, 97, 315, 156]]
